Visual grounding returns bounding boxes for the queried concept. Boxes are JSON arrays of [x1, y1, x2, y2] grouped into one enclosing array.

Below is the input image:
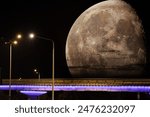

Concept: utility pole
[[0, 67, 2, 84]]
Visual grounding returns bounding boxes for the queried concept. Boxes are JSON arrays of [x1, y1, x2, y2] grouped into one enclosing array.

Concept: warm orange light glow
[[17, 34, 22, 39], [13, 40, 18, 45]]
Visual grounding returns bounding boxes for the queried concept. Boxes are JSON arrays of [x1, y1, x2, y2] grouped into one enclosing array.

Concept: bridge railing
[[2, 78, 150, 86]]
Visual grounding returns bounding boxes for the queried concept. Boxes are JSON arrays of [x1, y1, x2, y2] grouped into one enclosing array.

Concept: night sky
[[0, 0, 149, 79]]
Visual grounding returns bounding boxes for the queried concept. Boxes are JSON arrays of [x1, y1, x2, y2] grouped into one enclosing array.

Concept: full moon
[[66, 0, 146, 77]]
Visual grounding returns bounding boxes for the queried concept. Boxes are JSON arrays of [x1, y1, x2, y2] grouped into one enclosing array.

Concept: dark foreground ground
[[0, 91, 150, 100]]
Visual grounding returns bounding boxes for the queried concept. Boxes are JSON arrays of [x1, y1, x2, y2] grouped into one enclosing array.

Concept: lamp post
[[5, 42, 13, 100], [9, 43, 12, 100], [34, 68, 41, 80], [29, 33, 55, 100], [5, 34, 21, 100], [0, 67, 2, 84]]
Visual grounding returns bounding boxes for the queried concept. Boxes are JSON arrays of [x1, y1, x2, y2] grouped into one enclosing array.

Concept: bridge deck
[[1, 79, 150, 100]]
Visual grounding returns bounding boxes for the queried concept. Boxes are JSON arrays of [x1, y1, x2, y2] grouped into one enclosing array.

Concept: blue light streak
[[20, 91, 47, 96], [0, 85, 150, 92]]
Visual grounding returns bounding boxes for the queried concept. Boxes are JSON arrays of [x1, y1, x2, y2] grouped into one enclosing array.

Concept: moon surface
[[66, 0, 146, 77]]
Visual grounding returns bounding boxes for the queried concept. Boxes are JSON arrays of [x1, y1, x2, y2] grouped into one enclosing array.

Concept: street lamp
[[29, 33, 55, 100], [5, 34, 22, 100], [17, 34, 22, 39], [34, 68, 41, 80], [29, 33, 35, 39]]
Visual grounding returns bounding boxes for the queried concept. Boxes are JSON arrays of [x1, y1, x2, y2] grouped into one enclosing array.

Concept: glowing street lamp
[[34, 69, 37, 72], [13, 40, 18, 45], [29, 33, 35, 39], [17, 34, 22, 39], [5, 34, 22, 100], [33, 68, 41, 80], [29, 33, 55, 100]]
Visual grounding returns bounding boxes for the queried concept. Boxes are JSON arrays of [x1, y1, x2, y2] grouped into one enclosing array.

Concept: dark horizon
[[0, 0, 150, 79]]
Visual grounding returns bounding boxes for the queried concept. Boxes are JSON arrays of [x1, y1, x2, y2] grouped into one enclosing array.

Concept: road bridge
[[1, 78, 150, 99]]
